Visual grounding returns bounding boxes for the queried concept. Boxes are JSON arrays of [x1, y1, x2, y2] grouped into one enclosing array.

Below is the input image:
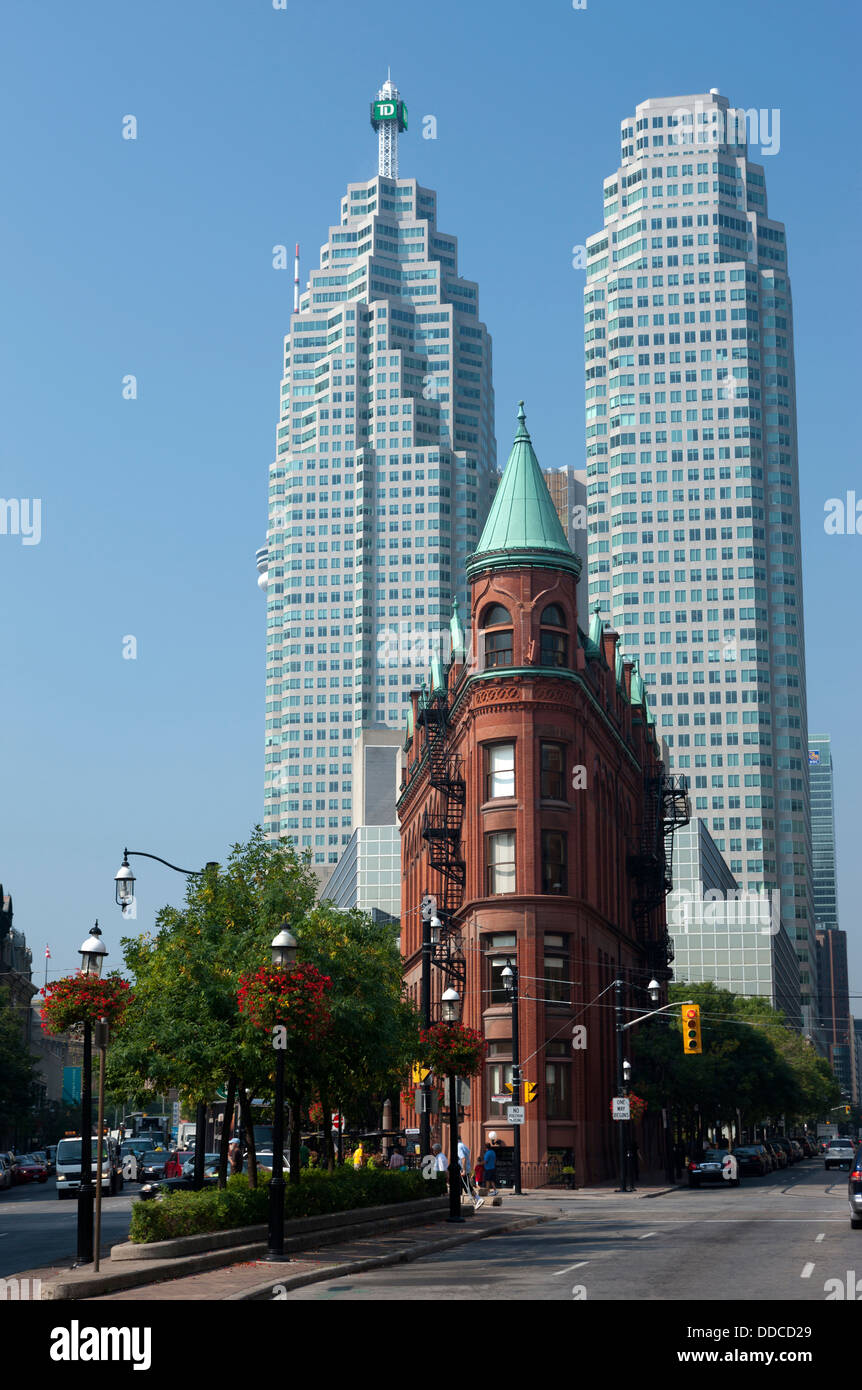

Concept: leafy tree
[[0, 988, 39, 1143]]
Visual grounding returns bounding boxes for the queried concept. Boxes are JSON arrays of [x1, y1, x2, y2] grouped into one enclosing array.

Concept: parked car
[[825, 1138, 857, 1171], [688, 1149, 741, 1188], [760, 1141, 782, 1171], [771, 1137, 794, 1166], [0, 1156, 12, 1191], [732, 1146, 769, 1177], [13, 1153, 49, 1184], [138, 1162, 220, 1200]]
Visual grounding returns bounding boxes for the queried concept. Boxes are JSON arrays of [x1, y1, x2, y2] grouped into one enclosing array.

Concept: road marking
[[638, 1231, 657, 1239], [815, 1233, 825, 1242], [800, 1263, 815, 1279], [553, 1261, 589, 1276]]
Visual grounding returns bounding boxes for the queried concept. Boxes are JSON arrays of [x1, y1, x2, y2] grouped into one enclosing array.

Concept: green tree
[[0, 989, 39, 1143]]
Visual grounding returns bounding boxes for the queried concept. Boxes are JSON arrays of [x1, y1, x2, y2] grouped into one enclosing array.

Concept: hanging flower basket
[[40, 972, 132, 1035], [237, 961, 332, 1039], [629, 1093, 647, 1122], [420, 1021, 486, 1077]]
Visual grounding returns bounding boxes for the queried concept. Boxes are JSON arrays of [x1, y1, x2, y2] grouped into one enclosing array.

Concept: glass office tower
[[808, 734, 838, 931], [584, 91, 814, 1026], [263, 80, 495, 869]]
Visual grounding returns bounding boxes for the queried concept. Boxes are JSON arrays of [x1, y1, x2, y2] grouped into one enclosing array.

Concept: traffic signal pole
[[420, 901, 432, 1156], [510, 963, 522, 1196], [614, 979, 628, 1193]]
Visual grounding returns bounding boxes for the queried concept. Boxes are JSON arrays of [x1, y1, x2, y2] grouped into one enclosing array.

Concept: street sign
[[507, 1106, 525, 1124], [492, 1094, 513, 1104], [612, 1097, 631, 1121]]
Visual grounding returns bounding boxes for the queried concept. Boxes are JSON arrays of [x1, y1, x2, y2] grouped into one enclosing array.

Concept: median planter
[[129, 1167, 447, 1244]]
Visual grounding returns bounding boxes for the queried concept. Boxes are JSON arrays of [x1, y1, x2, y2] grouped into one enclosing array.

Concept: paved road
[[0, 1176, 134, 1277], [284, 1159, 861, 1301]]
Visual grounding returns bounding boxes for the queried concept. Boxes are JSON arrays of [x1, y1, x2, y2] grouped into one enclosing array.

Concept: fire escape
[[420, 687, 467, 996], [627, 773, 691, 972]]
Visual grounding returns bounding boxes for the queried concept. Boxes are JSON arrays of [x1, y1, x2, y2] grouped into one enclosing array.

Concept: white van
[[55, 1137, 121, 1199]]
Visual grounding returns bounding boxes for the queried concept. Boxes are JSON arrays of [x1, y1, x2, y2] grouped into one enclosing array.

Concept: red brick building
[[398, 405, 687, 1184]]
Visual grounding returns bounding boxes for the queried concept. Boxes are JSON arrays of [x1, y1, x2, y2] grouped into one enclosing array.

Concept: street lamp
[[113, 847, 218, 1188], [268, 919, 297, 1262], [501, 960, 522, 1195], [441, 986, 464, 1223], [75, 922, 107, 1266]]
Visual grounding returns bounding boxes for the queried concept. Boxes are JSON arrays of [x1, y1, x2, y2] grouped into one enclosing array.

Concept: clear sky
[[2, 0, 859, 1015]]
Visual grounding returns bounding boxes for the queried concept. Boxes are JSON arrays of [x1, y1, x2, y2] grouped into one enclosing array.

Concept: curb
[[227, 1212, 559, 1300]]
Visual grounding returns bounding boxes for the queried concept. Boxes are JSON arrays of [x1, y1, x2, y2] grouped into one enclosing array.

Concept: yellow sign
[[524, 1081, 537, 1103]]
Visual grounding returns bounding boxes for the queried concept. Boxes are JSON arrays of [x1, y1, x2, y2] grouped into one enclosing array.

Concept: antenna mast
[[370, 76, 407, 178]]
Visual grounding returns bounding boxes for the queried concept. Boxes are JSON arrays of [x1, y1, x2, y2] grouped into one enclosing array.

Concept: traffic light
[[846, 1106, 852, 1115], [411, 1064, 430, 1085], [524, 1081, 537, 1104], [682, 1004, 702, 1054]]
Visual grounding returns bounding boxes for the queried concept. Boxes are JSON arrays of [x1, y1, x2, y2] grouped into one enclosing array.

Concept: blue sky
[[2, 0, 860, 1011]]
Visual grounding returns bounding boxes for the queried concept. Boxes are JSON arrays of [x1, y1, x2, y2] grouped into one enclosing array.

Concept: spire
[[449, 596, 465, 664], [466, 402, 580, 580], [370, 77, 407, 178]]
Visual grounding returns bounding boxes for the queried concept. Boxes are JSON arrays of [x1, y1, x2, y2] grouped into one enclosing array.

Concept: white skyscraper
[[584, 91, 815, 1025], [263, 80, 495, 873]]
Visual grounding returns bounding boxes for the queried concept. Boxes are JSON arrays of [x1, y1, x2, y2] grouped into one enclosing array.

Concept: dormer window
[[540, 604, 568, 668], [481, 603, 513, 669]]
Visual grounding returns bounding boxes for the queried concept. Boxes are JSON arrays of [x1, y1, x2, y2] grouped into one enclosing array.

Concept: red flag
[[45, 946, 51, 959]]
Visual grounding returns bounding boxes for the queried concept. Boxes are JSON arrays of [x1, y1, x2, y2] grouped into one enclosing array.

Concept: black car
[[732, 1146, 768, 1177], [138, 1163, 219, 1200], [688, 1149, 741, 1188]]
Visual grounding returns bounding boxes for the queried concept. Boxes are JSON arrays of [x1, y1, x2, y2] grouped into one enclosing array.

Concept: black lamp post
[[267, 921, 297, 1261], [114, 847, 219, 1189], [75, 923, 107, 1266], [501, 960, 522, 1196], [441, 986, 464, 1224]]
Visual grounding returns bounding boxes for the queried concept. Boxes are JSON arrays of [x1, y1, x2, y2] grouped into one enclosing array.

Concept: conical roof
[[466, 403, 581, 580]]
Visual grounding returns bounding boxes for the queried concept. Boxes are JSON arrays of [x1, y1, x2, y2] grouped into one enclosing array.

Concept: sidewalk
[[12, 1200, 556, 1303]]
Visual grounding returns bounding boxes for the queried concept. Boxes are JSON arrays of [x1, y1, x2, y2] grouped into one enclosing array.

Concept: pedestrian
[[388, 1142, 405, 1170], [299, 1140, 310, 1168], [457, 1138, 471, 1176], [352, 1141, 365, 1170], [473, 1156, 485, 1189], [431, 1142, 448, 1173], [482, 1141, 498, 1195], [228, 1138, 243, 1175]]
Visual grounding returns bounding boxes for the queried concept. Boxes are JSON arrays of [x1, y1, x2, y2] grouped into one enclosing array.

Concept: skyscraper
[[808, 734, 838, 931], [584, 91, 815, 1026], [262, 79, 496, 871]]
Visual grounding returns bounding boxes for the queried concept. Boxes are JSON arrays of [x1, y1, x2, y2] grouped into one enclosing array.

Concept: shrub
[[129, 1166, 447, 1243]]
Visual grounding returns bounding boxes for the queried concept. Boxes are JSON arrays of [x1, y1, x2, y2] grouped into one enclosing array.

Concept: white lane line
[[638, 1231, 657, 1239], [800, 1263, 815, 1279], [553, 1261, 589, 1276], [816, 1233, 825, 1242]]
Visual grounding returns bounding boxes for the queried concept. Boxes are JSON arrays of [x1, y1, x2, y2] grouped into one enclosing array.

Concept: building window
[[545, 1042, 571, 1119], [487, 1051, 514, 1116], [486, 935, 517, 1005], [540, 604, 568, 668], [486, 831, 515, 894], [484, 743, 515, 800], [540, 742, 566, 800], [481, 603, 513, 669], [541, 831, 567, 894], [543, 935, 571, 1004]]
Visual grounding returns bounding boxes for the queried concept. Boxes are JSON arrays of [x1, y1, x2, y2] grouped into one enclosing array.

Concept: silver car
[[0, 1156, 12, 1191]]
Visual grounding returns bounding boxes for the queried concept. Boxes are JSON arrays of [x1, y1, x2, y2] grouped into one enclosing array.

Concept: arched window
[[540, 604, 568, 668], [481, 603, 513, 669]]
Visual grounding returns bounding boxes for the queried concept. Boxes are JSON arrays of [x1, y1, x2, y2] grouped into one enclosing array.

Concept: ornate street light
[[268, 920, 297, 1262], [75, 923, 108, 1265], [440, 986, 464, 1223]]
